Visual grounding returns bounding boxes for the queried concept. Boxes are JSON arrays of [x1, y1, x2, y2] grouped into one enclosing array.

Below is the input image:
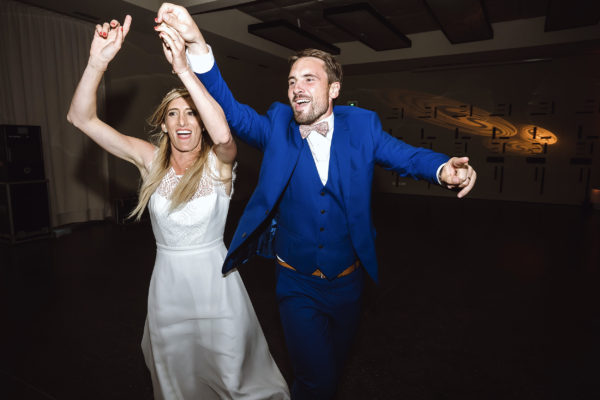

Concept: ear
[[329, 81, 340, 100], [161, 122, 167, 133]]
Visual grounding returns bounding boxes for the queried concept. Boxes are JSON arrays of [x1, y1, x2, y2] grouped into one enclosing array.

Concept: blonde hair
[[129, 87, 215, 220]]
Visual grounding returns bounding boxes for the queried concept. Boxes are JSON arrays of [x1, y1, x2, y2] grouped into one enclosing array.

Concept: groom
[[157, 3, 476, 399]]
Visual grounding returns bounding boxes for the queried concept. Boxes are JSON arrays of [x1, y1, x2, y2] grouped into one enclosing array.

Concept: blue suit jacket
[[197, 64, 449, 283]]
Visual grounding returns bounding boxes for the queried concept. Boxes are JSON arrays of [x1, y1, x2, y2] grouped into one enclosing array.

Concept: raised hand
[[67, 13, 155, 175], [155, 3, 207, 54], [155, 23, 188, 74], [439, 156, 477, 198], [89, 15, 132, 71]]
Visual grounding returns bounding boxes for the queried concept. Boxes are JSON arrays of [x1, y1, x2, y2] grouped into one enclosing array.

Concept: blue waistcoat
[[275, 139, 356, 279]]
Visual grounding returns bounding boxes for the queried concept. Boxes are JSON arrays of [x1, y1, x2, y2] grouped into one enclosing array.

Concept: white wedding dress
[[141, 151, 289, 399]]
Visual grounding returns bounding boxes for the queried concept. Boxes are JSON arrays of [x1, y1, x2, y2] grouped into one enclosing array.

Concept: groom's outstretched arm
[[372, 113, 476, 198]]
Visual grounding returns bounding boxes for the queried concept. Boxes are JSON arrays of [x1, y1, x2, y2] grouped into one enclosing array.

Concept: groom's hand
[[156, 3, 208, 55], [439, 157, 476, 198]]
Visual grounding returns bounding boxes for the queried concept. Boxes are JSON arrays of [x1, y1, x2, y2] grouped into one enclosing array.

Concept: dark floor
[[1, 193, 599, 400]]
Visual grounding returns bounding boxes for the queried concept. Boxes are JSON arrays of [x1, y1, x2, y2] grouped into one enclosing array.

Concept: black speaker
[[0, 181, 51, 242], [0, 125, 45, 182]]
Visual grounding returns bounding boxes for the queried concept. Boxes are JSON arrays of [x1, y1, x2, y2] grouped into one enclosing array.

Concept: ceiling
[[17, 0, 600, 74]]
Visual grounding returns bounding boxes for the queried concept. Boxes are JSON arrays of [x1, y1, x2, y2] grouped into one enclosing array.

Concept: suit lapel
[[281, 120, 303, 186], [289, 120, 303, 152], [331, 109, 352, 209]]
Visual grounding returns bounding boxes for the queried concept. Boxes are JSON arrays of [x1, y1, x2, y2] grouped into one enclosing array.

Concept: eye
[[288, 80, 295, 87], [187, 110, 196, 116], [167, 111, 177, 117]]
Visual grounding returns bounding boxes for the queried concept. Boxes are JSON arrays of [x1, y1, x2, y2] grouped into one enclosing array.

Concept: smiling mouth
[[176, 130, 192, 136], [294, 98, 310, 110]]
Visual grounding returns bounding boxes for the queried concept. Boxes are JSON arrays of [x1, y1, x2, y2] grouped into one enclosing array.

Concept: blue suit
[[196, 63, 449, 399]]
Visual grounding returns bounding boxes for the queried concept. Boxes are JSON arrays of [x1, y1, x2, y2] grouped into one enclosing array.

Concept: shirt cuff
[[186, 44, 214, 74], [436, 162, 445, 185]]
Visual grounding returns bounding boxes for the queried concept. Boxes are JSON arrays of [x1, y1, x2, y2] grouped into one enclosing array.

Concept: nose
[[178, 112, 186, 126], [292, 83, 304, 96]]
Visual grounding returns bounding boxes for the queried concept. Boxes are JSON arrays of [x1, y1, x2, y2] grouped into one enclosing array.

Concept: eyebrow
[[167, 107, 194, 112], [288, 73, 319, 81]]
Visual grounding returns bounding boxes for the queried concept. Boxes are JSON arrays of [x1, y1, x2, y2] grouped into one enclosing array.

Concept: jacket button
[[265, 209, 269, 215], [320, 227, 324, 232], [320, 209, 325, 214], [318, 244, 324, 249], [242, 232, 247, 238], [320, 190, 325, 196]]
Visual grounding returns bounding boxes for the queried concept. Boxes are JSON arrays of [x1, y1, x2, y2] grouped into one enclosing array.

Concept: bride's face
[[161, 96, 203, 155]]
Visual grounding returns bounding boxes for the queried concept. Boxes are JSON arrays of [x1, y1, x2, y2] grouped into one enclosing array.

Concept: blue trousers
[[275, 263, 364, 400]]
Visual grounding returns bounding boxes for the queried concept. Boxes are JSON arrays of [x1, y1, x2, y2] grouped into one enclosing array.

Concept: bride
[[67, 15, 289, 400]]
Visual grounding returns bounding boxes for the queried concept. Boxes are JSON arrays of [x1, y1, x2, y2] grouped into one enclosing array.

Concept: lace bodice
[[149, 151, 233, 248]]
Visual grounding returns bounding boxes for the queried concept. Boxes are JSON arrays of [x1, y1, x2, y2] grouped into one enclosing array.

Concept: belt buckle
[[319, 271, 325, 279]]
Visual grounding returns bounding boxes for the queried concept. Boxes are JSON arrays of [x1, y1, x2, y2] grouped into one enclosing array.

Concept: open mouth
[[176, 129, 192, 138], [294, 97, 310, 110]]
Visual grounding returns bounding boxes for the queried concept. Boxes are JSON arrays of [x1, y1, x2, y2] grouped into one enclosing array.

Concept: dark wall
[[340, 54, 600, 205]]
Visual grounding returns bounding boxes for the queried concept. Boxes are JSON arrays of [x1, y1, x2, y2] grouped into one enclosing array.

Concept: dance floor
[[1, 193, 598, 399]]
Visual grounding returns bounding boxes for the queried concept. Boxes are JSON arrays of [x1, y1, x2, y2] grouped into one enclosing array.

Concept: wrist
[[185, 44, 214, 74], [436, 162, 446, 185], [187, 41, 209, 56], [172, 68, 191, 75], [87, 57, 108, 72]]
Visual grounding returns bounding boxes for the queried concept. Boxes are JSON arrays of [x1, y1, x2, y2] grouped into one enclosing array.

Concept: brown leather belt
[[277, 259, 360, 279]]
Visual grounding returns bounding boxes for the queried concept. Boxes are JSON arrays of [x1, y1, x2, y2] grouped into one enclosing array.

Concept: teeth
[[177, 130, 192, 134], [296, 99, 309, 104]]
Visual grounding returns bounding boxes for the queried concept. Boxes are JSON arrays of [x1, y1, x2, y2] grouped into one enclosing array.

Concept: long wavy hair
[[129, 88, 214, 220]]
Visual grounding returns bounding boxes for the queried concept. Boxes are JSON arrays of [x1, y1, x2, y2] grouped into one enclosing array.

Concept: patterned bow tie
[[299, 121, 329, 139]]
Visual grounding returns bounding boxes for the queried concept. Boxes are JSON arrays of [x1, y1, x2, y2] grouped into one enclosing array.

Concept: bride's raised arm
[[155, 23, 236, 166], [67, 15, 155, 173]]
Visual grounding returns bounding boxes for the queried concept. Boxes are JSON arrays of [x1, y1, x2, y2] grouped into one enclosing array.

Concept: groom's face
[[288, 57, 340, 125]]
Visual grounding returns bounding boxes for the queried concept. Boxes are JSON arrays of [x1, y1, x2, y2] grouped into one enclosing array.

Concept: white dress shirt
[[304, 114, 334, 185]]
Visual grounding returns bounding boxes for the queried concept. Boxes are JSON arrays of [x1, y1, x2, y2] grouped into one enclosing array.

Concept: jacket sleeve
[[369, 112, 449, 184], [196, 63, 271, 152]]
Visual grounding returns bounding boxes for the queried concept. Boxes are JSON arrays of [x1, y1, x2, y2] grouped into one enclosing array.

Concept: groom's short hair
[[289, 49, 343, 86]]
